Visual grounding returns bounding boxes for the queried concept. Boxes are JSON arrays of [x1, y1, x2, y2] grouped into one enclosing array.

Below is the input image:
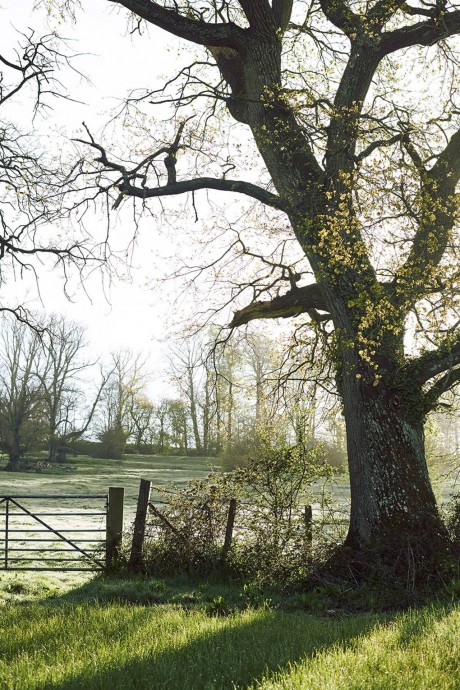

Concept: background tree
[[36, 315, 107, 462], [169, 338, 206, 453], [129, 394, 156, 452], [0, 318, 43, 470], [96, 350, 148, 458]]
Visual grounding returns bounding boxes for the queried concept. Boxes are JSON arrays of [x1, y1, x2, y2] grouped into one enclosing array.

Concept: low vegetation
[[0, 573, 459, 690], [143, 439, 336, 585], [0, 452, 459, 688]]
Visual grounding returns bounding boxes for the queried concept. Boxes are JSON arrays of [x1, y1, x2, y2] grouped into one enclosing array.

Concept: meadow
[[0, 454, 459, 689], [0, 453, 223, 516], [0, 454, 227, 572], [0, 451, 455, 518], [0, 452, 455, 572]]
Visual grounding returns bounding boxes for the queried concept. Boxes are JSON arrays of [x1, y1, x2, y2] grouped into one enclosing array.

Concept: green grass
[[0, 456, 458, 688], [0, 453, 222, 515], [0, 573, 458, 689]]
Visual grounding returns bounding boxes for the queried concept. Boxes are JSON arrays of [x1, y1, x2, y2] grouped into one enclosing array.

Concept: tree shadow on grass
[[3, 576, 393, 690], [37, 608, 385, 690], [4, 576, 455, 690]]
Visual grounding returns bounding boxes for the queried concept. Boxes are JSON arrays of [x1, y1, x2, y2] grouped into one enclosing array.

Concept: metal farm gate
[[0, 494, 108, 571]]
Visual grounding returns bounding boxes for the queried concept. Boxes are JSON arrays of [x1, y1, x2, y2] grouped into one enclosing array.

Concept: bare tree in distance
[[169, 337, 207, 452], [62, 0, 460, 575], [129, 394, 156, 451], [96, 350, 149, 458], [36, 314, 108, 462], [0, 318, 43, 471]]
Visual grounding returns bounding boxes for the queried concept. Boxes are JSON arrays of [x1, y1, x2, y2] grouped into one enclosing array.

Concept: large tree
[[72, 0, 460, 572]]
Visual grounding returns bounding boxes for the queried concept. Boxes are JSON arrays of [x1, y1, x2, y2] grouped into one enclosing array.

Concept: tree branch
[[430, 128, 460, 185], [356, 133, 403, 162], [408, 337, 460, 386], [229, 283, 329, 327], [238, 0, 274, 29], [380, 10, 460, 55], [118, 177, 287, 211], [272, 0, 294, 31], [109, 0, 247, 48], [392, 128, 460, 306], [424, 366, 460, 411], [367, 0, 407, 29], [318, 0, 361, 36]]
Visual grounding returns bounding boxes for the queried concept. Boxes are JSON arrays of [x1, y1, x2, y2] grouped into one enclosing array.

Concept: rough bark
[[4, 452, 21, 472], [341, 369, 448, 566]]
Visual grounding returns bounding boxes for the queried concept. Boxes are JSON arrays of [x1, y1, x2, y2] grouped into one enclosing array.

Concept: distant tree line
[[0, 312, 350, 469], [1, 311, 456, 472]]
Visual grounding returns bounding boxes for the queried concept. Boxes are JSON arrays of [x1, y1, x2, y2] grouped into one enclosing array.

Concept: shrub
[[144, 473, 235, 576], [143, 438, 333, 585], [96, 425, 129, 459]]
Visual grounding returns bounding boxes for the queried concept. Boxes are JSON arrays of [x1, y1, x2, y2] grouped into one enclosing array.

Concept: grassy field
[[0, 455, 459, 688], [0, 454, 226, 571], [0, 453, 223, 515], [0, 451, 455, 517], [0, 573, 458, 689], [0, 452, 456, 572]]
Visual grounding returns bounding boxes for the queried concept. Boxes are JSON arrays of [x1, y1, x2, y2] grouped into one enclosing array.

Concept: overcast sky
[[0, 0, 195, 396]]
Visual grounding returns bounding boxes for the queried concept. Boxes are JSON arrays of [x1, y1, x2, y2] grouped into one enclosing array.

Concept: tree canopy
[[25, 0, 460, 575]]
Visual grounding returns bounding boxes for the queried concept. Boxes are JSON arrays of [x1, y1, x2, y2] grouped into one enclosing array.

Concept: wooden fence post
[[129, 479, 152, 570], [106, 487, 124, 567], [221, 498, 237, 564], [304, 504, 313, 546]]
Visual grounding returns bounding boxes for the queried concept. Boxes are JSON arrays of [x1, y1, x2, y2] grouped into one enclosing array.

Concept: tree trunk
[[4, 450, 21, 472], [340, 370, 449, 576], [188, 372, 202, 453], [48, 438, 58, 463]]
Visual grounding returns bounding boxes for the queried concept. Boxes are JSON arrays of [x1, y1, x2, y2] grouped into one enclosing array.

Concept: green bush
[[96, 425, 129, 459], [143, 438, 333, 585]]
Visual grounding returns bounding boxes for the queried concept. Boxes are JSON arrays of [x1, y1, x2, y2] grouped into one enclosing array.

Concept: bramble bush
[[142, 436, 333, 584]]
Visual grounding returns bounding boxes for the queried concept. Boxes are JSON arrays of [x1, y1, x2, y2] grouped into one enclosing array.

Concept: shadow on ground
[[1, 575, 391, 690]]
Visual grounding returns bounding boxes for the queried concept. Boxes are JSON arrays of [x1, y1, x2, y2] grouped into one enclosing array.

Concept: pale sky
[[0, 0, 196, 396]]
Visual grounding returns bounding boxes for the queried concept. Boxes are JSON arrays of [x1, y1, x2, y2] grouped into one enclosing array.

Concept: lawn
[[0, 573, 458, 689]]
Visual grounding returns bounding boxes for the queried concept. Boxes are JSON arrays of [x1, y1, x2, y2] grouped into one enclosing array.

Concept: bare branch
[[118, 176, 287, 211], [229, 283, 329, 328], [109, 0, 247, 48], [380, 10, 460, 55], [356, 133, 403, 162]]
